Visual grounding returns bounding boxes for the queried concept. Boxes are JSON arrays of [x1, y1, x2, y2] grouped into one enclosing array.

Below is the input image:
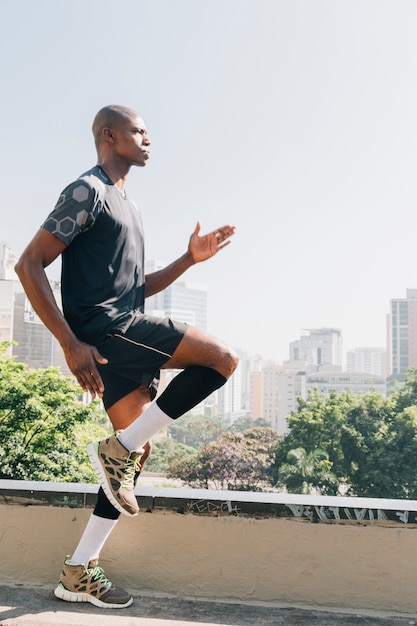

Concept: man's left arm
[[145, 222, 236, 298]]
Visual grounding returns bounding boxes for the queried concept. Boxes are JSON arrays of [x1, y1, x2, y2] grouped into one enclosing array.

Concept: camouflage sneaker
[[87, 435, 142, 516], [54, 558, 132, 608]]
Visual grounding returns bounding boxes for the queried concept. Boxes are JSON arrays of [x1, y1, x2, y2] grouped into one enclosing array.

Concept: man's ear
[[102, 127, 114, 143]]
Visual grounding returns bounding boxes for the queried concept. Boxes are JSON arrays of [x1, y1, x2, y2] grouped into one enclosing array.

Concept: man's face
[[111, 114, 151, 167]]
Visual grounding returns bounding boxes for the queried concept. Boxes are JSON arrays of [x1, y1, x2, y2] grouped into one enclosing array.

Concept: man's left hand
[[188, 222, 236, 263]]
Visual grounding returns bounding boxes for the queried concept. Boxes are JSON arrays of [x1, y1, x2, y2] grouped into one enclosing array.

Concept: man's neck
[[97, 159, 130, 192]]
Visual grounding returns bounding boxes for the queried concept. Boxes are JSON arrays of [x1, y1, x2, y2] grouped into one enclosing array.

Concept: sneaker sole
[[87, 442, 138, 517], [54, 583, 133, 609]]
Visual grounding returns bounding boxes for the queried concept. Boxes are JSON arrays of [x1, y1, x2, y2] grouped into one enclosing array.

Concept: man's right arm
[[15, 229, 107, 397]]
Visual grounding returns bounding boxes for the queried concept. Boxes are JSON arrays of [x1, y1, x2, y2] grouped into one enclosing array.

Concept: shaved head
[[92, 105, 138, 147]]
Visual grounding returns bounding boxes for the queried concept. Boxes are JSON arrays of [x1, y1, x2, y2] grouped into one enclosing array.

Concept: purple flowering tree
[[167, 427, 280, 491]]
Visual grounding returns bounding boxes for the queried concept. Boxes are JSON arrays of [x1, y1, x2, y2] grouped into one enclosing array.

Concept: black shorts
[[96, 313, 188, 410]]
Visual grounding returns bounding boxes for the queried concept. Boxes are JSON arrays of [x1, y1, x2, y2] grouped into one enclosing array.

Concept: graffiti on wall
[[184, 498, 417, 524]]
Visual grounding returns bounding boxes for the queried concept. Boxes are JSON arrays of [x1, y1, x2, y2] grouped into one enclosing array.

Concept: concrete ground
[[0, 584, 417, 626]]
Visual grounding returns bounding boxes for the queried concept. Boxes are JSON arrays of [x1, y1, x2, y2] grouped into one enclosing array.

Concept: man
[[15, 105, 238, 609]]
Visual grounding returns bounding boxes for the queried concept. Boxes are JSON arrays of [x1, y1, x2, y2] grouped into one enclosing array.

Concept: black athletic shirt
[[42, 165, 145, 342]]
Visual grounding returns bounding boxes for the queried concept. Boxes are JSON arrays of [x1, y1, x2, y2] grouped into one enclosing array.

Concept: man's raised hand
[[188, 221, 236, 263]]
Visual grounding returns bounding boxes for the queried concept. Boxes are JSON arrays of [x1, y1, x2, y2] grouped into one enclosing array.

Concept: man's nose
[[143, 135, 151, 146]]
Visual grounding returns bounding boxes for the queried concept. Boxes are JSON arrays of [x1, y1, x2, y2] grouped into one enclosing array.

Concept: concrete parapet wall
[[1, 480, 417, 613]]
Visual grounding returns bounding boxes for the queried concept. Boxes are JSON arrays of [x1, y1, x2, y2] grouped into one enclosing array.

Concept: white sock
[[67, 514, 118, 567], [117, 401, 172, 452]]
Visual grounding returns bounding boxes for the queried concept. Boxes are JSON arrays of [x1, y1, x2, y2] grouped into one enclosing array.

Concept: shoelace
[[121, 454, 141, 490], [86, 564, 112, 588]]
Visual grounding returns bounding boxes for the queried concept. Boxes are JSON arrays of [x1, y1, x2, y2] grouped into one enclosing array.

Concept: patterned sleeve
[[42, 179, 103, 246]]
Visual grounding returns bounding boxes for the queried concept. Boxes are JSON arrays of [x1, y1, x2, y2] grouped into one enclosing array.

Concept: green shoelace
[[121, 454, 141, 490], [87, 564, 112, 588]]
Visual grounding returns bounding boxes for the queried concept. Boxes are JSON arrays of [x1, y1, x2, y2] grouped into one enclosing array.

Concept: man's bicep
[[22, 228, 67, 268]]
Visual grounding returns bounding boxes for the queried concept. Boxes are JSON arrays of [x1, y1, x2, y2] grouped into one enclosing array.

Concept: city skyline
[[2, 240, 388, 370], [2, 1, 417, 361], [0, 254, 390, 435]]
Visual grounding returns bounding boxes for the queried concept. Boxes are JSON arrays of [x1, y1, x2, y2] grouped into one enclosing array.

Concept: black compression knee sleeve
[[156, 366, 227, 419], [93, 469, 141, 520]]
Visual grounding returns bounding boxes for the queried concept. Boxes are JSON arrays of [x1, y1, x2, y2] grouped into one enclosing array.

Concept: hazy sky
[[2, 0, 417, 362]]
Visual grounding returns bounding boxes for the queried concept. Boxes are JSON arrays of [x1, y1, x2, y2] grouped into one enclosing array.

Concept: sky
[[2, 0, 417, 363]]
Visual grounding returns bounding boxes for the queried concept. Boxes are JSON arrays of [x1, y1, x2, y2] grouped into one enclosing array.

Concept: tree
[[144, 438, 196, 473], [0, 343, 109, 482], [167, 427, 280, 491], [276, 447, 338, 495], [228, 415, 270, 432], [167, 413, 225, 449], [272, 369, 417, 499], [338, 391, 392, 497], [276, 389, 359, 479], [341, 374, 417, 497]]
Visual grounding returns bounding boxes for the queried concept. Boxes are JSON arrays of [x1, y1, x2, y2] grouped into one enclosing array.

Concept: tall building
[[0, 276, 69, 373], [387, 289, 417, 377], [0, 243, 22, 350], [346, 347, 386, 377], [236, 349, 269, 413], [306, 371, 386, 398], [162, 281, 208, 330], [145, 260, 208, 330], [218, 358, 242, 418], [250, 371, 263, 420], [260, 361, 308, 436], [0, 278, 22, 347], [289, 328, 342, 368], [0, 243, 69, 373], [0, 242, 17, 280]]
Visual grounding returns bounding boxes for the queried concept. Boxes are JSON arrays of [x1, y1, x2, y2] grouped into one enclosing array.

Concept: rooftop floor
[[1, 584, 416, 626]]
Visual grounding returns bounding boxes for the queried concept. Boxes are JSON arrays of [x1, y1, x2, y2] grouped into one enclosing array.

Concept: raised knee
[[223, 347, 239, 379]]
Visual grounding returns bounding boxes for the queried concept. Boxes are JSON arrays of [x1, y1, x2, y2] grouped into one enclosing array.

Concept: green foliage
[[167, 412, 271, 450], [229, 415, 271, 432], [0, 343, 109, 482], [277, 447, 338, 495], [167, 413, 225, 449], [144, 438, 197, 473], [272, 369, 417, 498], [280, 389, 358, 479], [167, 426, 280, 491]]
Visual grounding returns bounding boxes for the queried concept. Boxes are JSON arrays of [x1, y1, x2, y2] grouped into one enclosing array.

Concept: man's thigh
[[163, 325, 237, 378]]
